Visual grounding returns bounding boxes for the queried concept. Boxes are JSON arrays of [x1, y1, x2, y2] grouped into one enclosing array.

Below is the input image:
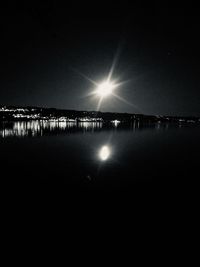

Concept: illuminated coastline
[[1, 106, 199, 125]]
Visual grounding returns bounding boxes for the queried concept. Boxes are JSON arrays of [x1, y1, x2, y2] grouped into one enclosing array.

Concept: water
[[0, 120, 199, 199]]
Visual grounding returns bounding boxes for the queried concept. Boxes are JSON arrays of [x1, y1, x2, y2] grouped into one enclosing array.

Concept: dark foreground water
[[1, 120, 197, 262], [1, 119, 200, 240], [0, 120, 200, 205]]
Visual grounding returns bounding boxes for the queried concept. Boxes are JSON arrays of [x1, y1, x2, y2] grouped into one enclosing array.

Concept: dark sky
[[1, 1, 200, 116]]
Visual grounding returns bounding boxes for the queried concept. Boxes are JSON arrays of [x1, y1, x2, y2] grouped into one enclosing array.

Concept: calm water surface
[[0, 120, 199, 195]]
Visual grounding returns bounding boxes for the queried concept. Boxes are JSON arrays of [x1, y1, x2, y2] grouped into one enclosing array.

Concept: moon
[[95, 81, 115, 98]]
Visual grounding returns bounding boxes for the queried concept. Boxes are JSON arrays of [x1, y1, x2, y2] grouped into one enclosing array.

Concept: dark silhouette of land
[[0, 105, 200, 124]]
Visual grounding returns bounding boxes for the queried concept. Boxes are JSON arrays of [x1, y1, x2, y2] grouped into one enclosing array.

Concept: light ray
[[112, 92, 133, 106], [107, 44, 122, 82], [70, 67, 98, 86], [114, 79, 131, 88], [96, 97, 104, 111], [112, 92, 141, 112]]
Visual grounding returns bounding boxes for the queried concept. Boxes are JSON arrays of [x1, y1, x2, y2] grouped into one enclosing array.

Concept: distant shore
[[0, 106, 200, 124]]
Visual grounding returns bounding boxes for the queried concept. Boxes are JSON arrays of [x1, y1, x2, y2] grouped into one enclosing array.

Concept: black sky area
[[0, 1, 200, 116]]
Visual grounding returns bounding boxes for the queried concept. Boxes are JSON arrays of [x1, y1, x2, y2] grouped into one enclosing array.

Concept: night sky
[[1, 2, 200, 116]]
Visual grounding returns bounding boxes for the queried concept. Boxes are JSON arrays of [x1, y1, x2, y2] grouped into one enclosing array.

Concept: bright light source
[[112, 120, 120, 127], [99, 145, 110, 161], [96, 81, 115, 97]]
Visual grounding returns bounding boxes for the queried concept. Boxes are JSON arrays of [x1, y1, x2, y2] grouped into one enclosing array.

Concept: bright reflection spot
[[96, 81, 115, 98], [99, 145, 111, 161], [112, 120, 120, 127]]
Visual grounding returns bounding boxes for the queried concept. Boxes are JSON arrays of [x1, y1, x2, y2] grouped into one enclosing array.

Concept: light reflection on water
[[0, 121, 104, 137], [0, 120, 181, 138], [99, 145, 111, 161]]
